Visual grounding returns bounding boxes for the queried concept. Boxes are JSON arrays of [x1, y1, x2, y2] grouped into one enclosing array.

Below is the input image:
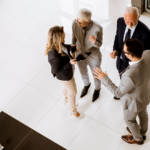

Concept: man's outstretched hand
[[93, 67, 108, 80]]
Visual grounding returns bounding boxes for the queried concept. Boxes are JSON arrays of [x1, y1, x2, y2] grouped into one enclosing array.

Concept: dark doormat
[[0, 112, 67, 150], [0, 111, 31, 150], [15, 130, 66, 150]]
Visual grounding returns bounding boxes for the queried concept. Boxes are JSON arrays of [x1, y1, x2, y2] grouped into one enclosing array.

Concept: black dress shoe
[[113, 96, 120, 100], [80, 83, 91, 98], [92, 89, 100, 102], [126, 127, 146, 140]]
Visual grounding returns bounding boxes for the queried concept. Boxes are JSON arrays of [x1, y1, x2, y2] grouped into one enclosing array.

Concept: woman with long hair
[[45, 26, 83, 118]]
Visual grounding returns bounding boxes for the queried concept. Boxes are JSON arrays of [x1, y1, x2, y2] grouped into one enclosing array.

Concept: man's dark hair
[[125, 39, 144, 58]]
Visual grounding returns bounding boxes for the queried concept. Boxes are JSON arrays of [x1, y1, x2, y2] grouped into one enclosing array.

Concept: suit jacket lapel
[[121, 20, 126, 47], [62, 44, 73, 59], [131, 21, 140, 39]]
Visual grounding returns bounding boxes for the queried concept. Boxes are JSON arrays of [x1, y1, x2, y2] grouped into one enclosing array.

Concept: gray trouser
[[123, 107, 148, 141], [77, 58, 101, 90]]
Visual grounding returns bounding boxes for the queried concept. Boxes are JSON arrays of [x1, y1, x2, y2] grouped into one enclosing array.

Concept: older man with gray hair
[[72, 8, 103, 102], [110, 6, 150, 100]]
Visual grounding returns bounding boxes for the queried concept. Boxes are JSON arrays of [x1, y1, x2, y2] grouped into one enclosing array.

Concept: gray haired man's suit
[[101, 50, 150, 141], [72, 20, 103, 90]]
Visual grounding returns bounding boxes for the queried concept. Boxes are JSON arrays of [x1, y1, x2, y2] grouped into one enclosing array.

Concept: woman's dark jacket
[[48, 44, 73, 81]]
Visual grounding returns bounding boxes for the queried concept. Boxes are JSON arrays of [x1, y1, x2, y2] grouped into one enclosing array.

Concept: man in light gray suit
[[72, 8, 103, 102], [93, 39, 150, 145]]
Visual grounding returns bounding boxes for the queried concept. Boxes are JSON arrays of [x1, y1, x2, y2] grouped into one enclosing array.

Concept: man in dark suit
[[110, 6, 150, 100]]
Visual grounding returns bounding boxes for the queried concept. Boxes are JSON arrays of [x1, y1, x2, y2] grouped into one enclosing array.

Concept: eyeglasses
[[75, 19, 86, 26], [122, 49, 134, 56]]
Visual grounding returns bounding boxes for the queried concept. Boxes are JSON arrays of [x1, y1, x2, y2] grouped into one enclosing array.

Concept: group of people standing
[[45, 6, 150, 145]]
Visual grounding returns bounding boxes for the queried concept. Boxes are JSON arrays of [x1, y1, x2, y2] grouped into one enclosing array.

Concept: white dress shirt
[[120, 23, 138, 59], [129, 57, 143, 66], [123, 24, 138, 42]]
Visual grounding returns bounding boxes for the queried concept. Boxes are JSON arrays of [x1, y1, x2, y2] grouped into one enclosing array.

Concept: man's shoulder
[[143, 50, 150, 63], [143, 50, 150, 56], [92, 21, 102, 30], [123, 65, 139, 79], [72, 19, 77, 27], [117, 17, 124, 23], [123, 68, 134, 77], [72, 19, 79, 31], [137, 20, 150, 33], [143, 50, 150, 74], [72, 19, 76, 24]]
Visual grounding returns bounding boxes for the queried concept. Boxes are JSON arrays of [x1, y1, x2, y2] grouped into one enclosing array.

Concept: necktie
[[122, 28, 131, 61]]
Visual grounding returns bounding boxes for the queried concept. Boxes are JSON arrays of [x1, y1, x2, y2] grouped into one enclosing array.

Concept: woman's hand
[[70, 59, 77, 65]]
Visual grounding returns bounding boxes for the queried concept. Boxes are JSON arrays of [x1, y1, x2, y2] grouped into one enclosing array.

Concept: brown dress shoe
[[122, 135, 144, 145], [126, 127, 146, 140]]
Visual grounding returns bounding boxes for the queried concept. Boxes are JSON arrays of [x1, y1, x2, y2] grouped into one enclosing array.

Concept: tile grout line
[[143, 145, 150, 150], [65, 93, 122, 148], [0, 69, 27, 84], [20, 1, 69, 26], [1, 73, 60, 113], [31, 101, 64, 130], [2, 84, 28, 112], [0, 10, 21, 32], [28, 83, 60, 101], [31, 75, 94, 132], [0, 1, 69, 80], [0, 0, 35, 14], [14, 130, 33, 150], [1, 65, 61, 113], [116, 141, 124, 150], [90, 93, 111, 118], [0, 18, 47, 70], [0, 45, 24, 69], [0, 0, 38, 32], [91, 117, 122, 135], [0, 26, 48, 69], [66, 118, 91, 149]]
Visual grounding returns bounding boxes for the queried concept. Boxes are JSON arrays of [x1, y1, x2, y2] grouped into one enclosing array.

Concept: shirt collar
[[83, 21, 93, 31], [129, 57, 143, 66]]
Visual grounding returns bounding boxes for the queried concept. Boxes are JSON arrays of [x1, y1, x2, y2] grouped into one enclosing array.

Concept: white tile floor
[[0, 0, 150, 149]]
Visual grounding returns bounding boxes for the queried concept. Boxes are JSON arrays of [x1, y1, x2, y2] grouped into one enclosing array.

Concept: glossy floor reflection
[[0, 0, 150, 149]]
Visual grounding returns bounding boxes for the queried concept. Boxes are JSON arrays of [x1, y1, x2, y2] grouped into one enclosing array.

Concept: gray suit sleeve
[[101, 75, 134, 98], [91, 27, 103, 48], [72, 21, 77, 44]]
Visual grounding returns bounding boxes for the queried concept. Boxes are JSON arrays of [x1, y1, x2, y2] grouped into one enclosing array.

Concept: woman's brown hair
[[45, 26, 64, 55]]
